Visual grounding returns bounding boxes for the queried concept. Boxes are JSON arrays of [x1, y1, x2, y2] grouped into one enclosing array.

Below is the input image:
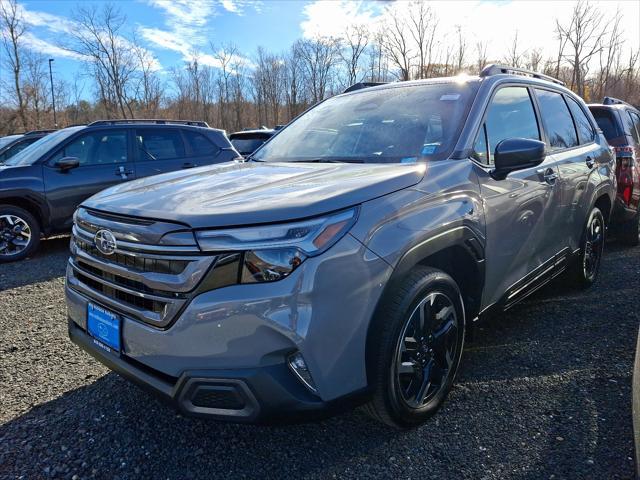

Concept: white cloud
[[300, 0, 380, 39], [21, 33, 87, 61], [142, 0, 255, 70]]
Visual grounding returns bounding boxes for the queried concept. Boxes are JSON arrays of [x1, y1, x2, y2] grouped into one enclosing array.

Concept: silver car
[[66, 65, 615, 427]]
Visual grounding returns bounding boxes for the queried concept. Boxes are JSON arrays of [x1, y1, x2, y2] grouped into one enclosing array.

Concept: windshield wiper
[[294, 157, 364, 164]]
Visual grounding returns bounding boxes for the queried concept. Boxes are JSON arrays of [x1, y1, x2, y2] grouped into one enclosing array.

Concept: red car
[[589, 97, 640, 245]]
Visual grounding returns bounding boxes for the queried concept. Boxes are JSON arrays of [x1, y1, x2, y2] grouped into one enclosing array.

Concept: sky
[[3, 0, 640, 97]]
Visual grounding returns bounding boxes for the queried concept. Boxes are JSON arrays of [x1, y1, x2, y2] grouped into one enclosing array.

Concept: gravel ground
[[0, 236, 638, 479]]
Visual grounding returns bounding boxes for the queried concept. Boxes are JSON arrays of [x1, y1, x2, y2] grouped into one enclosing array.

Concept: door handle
[[586, 156, 595, 169], [537, 167, 558, 185], [116, 166, 134, 179]]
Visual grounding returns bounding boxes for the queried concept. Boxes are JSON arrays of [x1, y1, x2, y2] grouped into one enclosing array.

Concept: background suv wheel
[[364, 267, 465, 428], [0, 205, 40, 263]]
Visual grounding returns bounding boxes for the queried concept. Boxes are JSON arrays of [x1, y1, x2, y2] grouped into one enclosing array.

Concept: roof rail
[[343, 82, 388, 94], [88, 119, 210, 128], [23, 129, 56, 135], [480, 64, 565, 86], [603, 96, 633, 107]]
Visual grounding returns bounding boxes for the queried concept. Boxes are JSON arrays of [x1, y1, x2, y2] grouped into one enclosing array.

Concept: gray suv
[[65, 65, 615, 427]]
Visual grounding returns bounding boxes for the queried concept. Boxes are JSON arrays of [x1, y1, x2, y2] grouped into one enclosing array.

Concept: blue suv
[[0, 120, 238, 261]]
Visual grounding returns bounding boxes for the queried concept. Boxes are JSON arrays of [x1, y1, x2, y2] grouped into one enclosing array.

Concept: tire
[[567, 206, 605, 289], [619, 209, 640, 247], [0, 205, 41, 263], [363, 267, 465, 428]]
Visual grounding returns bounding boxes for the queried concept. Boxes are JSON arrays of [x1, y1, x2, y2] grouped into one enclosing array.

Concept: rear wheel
[[567, 206, 605, 289], [0, 205, 40, 263], [619, 209, 640, 246], [364, 267, 465, 428]]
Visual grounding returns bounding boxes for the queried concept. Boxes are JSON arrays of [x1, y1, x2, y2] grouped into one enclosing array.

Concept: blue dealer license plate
[[87, 303, 120, 352]]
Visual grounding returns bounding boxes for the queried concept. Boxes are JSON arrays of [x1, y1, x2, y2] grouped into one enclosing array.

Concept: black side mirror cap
[[55, 157, 80, 171], [492, 138, 546, 180]]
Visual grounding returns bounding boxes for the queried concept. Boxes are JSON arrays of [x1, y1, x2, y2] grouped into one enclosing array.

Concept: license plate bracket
[[87, 302, 121, 353]]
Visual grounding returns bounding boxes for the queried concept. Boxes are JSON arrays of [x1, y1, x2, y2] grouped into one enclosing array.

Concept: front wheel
[[363, 267, 465, 428], [567, 206, 605, 289], [0, 205, 40, 263]]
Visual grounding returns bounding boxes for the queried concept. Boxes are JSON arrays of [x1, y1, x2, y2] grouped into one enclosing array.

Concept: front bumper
[[69, 320, 367, 423], [66, 233, 392, 422]]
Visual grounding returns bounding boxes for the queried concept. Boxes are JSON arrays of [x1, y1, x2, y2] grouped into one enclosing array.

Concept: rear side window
[[535, 89, 578, 150], [183, 130, 219, 157], [625, 111, 640, 144], [136, 129, 185, 161], [474, 86, 540, 164], [566, 97, 595, 144]]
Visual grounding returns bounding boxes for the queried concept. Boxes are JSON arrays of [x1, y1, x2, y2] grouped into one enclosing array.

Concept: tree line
[[1, 0, 639, 135]]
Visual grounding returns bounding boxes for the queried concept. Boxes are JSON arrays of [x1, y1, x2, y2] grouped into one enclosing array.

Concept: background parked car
[[588, 98, 640, 245], [228, 127, 277, 157], [0, 129, 55, 164], [0, 119, 239, 262]]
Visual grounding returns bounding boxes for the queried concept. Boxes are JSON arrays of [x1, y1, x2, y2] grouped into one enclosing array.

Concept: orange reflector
[[313, 220, 349, 249]]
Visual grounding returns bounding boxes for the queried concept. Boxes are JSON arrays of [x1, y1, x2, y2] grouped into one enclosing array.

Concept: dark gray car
[[65, 66, 615, 427]]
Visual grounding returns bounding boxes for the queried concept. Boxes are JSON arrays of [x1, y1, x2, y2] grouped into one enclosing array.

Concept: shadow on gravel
[[0, 236, 69, 290]]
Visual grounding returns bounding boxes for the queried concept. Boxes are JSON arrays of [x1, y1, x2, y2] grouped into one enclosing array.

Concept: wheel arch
[[365, 226, 485, 382], [0, 196, 47, 233]]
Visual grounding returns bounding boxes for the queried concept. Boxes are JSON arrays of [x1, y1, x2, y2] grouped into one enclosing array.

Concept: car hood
[[82, 161, 426, 228]]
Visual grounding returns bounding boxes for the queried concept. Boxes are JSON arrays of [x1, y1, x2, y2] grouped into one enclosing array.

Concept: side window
[[51, 130, 128, 166], [535, 89, 578, 150], [626, 111, 640, 144], [183, 130, 219, 157], [3, 139, 35, 159], [475, 86, 540, 164], [136, 129, 185, 161], [566, 97, 595, 144]]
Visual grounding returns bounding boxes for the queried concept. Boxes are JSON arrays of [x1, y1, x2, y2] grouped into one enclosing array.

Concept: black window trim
[[470, 82, 544, 167]]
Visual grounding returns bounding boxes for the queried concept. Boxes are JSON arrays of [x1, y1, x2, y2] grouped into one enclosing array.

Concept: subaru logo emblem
[[94, 229, 117, 256]]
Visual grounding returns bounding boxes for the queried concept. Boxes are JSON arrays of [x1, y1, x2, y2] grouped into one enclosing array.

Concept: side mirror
[[492, 138, 546, 180], [55, 157, 80, 171]]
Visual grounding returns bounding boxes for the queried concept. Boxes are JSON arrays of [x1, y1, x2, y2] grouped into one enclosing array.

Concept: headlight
[[196, 208, 358, 285]]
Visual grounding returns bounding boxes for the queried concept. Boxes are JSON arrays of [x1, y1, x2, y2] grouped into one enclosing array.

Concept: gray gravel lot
[[0, 236, 638, 479]]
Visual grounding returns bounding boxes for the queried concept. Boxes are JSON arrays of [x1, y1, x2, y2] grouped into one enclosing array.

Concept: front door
[[43, 129, 135, 229], [472, 85, 559, 308]]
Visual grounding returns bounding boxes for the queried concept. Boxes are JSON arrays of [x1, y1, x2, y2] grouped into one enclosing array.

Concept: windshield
[[0, 135, 22, 150], [4, 127, 83, 166], [253, 82, 478, 163]]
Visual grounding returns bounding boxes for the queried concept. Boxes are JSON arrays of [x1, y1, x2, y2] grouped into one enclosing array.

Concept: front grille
[[74, 271, 167, 314], [75, 237, 189, 275], [69, 210, 215, 328]]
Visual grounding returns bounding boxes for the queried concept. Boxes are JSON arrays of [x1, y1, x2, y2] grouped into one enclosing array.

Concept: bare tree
[[526, 48, 544, 71], [503, 31, 525, 68], [381, 9, 413, 81], [339, 24, 369, 86], [408, 1, 438, 79], [295, 37, 340, 103], [64, 3, 139, 118], [132, 38, 162, 117], [0, 0, 28, 129], [454, 25, 466, 73], [556, 0, 608, 97], [475, 41, 488, 73], [595, 8, 624, 100]]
